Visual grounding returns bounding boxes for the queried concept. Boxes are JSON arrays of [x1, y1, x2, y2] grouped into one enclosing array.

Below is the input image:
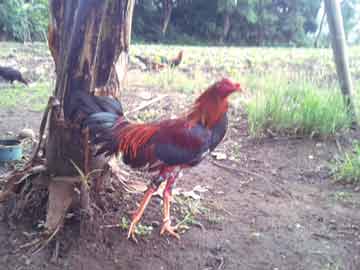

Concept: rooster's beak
[[233, 83, 242, 92]]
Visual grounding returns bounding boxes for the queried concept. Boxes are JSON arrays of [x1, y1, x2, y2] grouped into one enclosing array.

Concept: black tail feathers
[[65, 91, 126, 157], [67, 91, 123, 121]]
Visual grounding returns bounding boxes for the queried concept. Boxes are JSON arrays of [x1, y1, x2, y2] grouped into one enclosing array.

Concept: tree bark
[[47, 0, 134, 174], [0, 1, 135, 242], [43, 0, 135, 233]]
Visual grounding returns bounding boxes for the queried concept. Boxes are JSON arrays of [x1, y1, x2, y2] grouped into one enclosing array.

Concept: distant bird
[[0, 66, 28, 85], [134, 50, 183, 71]]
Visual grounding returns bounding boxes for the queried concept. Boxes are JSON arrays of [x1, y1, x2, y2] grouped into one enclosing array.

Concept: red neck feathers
[[187, 78, 241, 128], [187, 89, 229, 128]]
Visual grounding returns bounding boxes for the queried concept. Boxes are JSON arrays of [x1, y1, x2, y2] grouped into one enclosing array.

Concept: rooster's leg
[[160, 176, 180, 239], [127, 187, 156, 242]]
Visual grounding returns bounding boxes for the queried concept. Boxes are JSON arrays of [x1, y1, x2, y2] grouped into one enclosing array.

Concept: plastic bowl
[[0, 139, 23, 161]]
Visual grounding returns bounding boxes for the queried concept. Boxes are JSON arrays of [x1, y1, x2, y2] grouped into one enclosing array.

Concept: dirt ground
[[1, 58, 360, 270]]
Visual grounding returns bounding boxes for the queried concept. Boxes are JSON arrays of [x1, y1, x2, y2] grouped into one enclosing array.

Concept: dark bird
[[134, 50, 183, 71], [77, 78, 242, 241], [0, 66, 28, 85]]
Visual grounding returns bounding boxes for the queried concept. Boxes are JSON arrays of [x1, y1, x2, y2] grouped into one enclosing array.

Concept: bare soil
[[1, 64, 360, 270]]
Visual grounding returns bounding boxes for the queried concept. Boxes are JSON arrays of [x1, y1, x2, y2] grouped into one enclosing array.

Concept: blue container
[[0, 139, 23, 161]]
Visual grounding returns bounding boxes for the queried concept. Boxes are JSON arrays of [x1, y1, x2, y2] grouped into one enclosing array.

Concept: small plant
[[206, 212, 224, 225], [119, 216, 153, 237], [174, 196, 207, 231], [330, 190, 360, 208], [70, 160, 103, 189], [334, 144, 360, 184]]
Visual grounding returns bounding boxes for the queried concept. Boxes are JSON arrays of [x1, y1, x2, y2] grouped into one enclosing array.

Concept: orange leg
[[127, 187, 156, 242], [160, 176, 180, 239]]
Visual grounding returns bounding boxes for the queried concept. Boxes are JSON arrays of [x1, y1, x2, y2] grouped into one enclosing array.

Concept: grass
[[131, 44, 359, 138], [330, 191, 357, 205], [240, 75, 351, 137], [1, 42, 360, 139], [119, 216, 153, 237], [0, 82, 51, 111], [334, 143, 360, 184], [140, 67, 209, 94], [174, 195, 207, 232]]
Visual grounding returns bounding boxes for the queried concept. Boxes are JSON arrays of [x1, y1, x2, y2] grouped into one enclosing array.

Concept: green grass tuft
[[140, 68, 208, 93], [334, 143, 360, 184], [241, 75, 351, 137]]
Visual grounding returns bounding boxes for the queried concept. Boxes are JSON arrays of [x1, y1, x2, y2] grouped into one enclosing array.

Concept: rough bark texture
[[45, 0, 135, 232], [0, 1, 134, 238], [47, 0, 134, 175]]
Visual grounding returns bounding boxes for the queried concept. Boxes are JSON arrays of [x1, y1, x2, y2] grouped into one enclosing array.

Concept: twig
[[50, 240, 60, 264], [210, 159, 293, 199], [210, 159, 267, 181], [100, 224, 120, 229], [31, 225, 61, 255], [312, 233, 332, 240], [31, 96, 56, 161], [83, 127, 90, 175], [125, 94, 168, 116], [335, 138, 343, 154], [217, 257, 224, 270]]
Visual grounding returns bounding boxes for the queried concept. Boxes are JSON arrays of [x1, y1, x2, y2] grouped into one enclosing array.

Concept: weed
[[334, 143, 360, 184], [119, 216, 153, 237], [206, 212, 224, 225], [320, 261, 343, 270], [174, 196, 207, 231]]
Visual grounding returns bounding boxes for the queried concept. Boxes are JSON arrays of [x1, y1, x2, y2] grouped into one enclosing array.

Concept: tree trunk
[[219, 12, 231, 44], [314, 5, 326, 48], [257, 0, 265, 46], [161, 0, 173, 36], [47, 0, 134, 172], [0, 0, 135, 239], [46, 0, 135, 230]]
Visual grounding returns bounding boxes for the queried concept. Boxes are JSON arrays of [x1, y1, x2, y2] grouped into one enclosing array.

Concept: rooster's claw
[[127, 222, 138, 243], [160, 221, 180, 239]]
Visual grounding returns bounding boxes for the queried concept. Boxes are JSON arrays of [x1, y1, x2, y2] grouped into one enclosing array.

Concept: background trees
[[0, 0, 48, 41], [1, 0, 359, 46]]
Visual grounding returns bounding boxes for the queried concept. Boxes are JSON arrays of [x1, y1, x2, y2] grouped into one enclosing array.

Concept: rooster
[[0, 66, 28, 85], [134, 50, 183, 71], [78, 78, 241, 241]]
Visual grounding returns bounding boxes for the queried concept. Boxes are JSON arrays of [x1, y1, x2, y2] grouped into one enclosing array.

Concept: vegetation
[[0, 82, 50, 111], [0, 0, 48, 41], [335, 143, 360, 184], [133, 0, 360, 46], [1, 0, 359, 46], [2, 43, 360, 138], [243, 77, 351, 137]]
